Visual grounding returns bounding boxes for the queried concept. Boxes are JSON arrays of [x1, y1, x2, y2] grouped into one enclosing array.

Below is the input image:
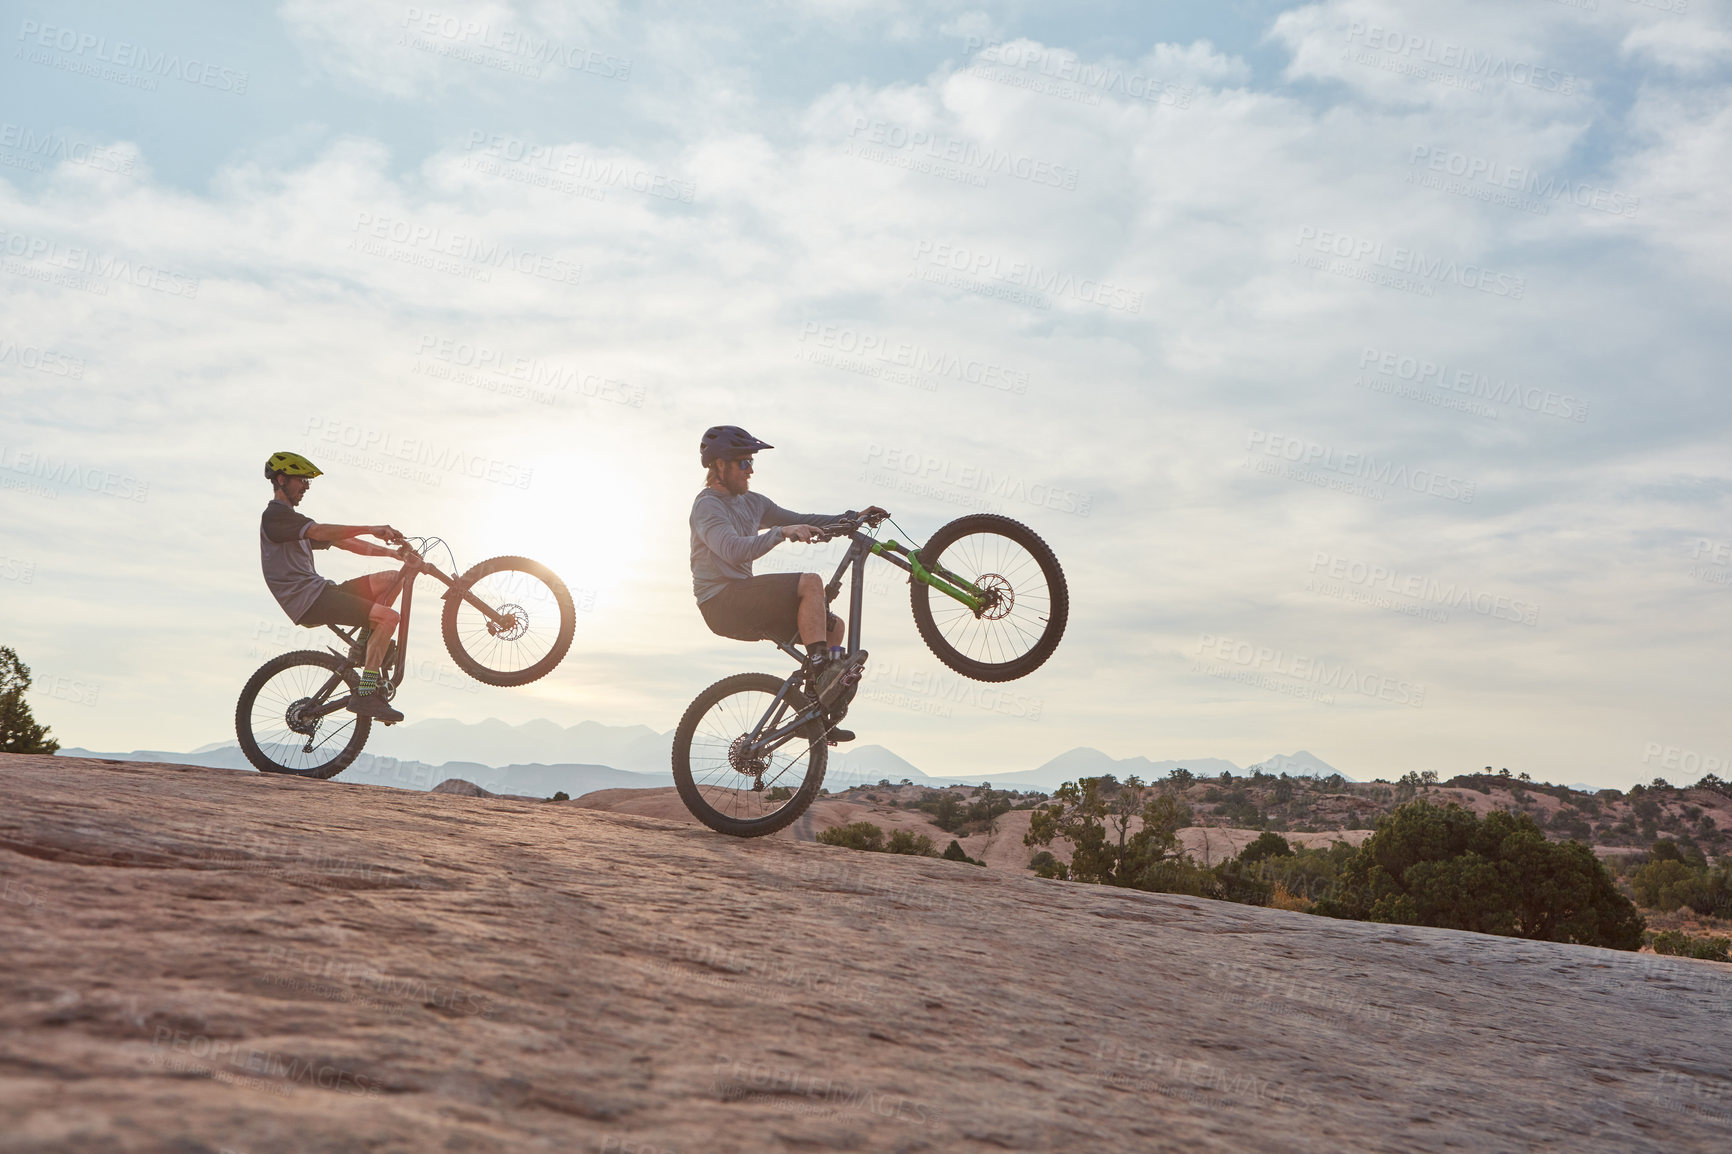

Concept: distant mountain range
[[61, 717, 1351, 799]]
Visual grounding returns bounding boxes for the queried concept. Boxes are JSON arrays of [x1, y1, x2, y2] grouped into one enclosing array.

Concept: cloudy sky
[[2, 0, 1728, 788]]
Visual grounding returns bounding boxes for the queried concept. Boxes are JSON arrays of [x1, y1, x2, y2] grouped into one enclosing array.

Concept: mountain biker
[[690, 426, 886, 741], [259, 451, 414, 725]]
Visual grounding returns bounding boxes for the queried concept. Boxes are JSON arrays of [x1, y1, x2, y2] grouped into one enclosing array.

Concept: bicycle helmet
[[700, 425, 774, 466], [265, 451, 323, 481]]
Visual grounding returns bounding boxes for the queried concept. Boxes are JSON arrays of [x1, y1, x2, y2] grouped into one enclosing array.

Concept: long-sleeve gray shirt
[[690, 489, 833, 603]]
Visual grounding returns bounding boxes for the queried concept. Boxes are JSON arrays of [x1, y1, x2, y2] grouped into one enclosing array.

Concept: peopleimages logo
[[862, 442, 1091, 516], [1196, 633, 1426, 708], [1643, 742, 1728, 778], [1295, 227, 1525, 299], [799, 324, 1028, 394], [0, 338, 84, 378], [1245, 429, 1477, 504], [0, 123, 133, 174], [0, 227, 201, 298], [1407, 146, 1639, 218], [401, 9, 632, 80], [1343, 22, 1577, 95], [911, 240, 1143, 313], [349, 213, 582, 286], [463, 132, 693, 203], [1308, 552, 1539, 626], [302, 417, 533, 489], [1358, 346, 1588, 423], [846, 118, 1079, 190], [962, 35, 1195, 108], [15, 19, 250, 93]]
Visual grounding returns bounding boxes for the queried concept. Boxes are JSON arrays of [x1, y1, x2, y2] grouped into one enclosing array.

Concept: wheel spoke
[[242, 655, 367, 775], [681, 681, 819, 830], [915, 523, 1065, 674], [452, 564, 567, 677]]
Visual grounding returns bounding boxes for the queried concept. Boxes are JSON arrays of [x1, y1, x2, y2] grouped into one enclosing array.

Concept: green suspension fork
[[870, 540, 988, 613]]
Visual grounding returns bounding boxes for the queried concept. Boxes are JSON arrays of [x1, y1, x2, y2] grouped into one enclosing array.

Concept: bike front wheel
[[672, 672, 828, 838], [909, 513, 1068, 682], [442, 555, 576, 687], [235, 650, 371, 779]]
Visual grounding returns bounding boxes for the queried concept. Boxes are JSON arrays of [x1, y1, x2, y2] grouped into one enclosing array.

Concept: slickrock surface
[[1, 753, 1728, 1153]]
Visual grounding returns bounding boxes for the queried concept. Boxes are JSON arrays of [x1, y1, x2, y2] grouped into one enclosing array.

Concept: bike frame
[[297, 551, 518, 721], [736, 526, 992, 763]]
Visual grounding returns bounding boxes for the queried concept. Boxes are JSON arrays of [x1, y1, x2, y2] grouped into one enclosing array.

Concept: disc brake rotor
[[487, 603, 528, 640], [975, 573, 1015, 620]]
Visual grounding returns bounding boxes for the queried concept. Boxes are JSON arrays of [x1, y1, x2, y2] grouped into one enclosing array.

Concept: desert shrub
[[817, 822, 937, 858], [1649, 930, 1731, 962], [1239, 831, 1294, 864], [1320, 802, 1644, 950], [818, 821, 886, 852], [885, 829, 938, 857], [1133, 857, 1218, 898], [1028, 850, 1068, 879], [1627, 847, 1732, 918]]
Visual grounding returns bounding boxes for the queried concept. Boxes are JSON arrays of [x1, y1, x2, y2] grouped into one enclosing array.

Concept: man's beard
[[725, 473, 750, 496]]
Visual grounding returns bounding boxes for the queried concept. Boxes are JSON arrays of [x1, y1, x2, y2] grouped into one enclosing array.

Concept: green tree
[[1321, 802, 1644, 949], [1238, 831, 1294, 864], [0, 648, 59, 755], [942, 839, 985, 866], [1024, 776, 1190, 886]]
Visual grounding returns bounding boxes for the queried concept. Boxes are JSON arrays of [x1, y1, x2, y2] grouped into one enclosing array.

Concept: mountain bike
[[672, 510, 1067, 837], [236, 538, 575, 778]]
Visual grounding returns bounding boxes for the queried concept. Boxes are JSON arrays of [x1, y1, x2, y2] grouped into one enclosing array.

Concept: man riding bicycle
[[689, 426, 885, 742], [259, 451, 414, 725]]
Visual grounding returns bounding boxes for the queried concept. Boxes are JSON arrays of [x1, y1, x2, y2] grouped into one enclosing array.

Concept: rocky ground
[[2, 753, 1729, 1153]]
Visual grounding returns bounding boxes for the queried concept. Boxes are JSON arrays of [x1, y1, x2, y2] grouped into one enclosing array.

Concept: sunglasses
[[733, 458, 755, 472]]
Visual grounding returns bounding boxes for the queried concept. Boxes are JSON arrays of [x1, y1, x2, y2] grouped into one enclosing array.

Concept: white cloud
[[2, 2, 1729, 788]]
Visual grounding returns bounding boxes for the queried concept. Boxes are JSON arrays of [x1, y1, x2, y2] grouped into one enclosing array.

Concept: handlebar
[[811, 509, 889, 543]]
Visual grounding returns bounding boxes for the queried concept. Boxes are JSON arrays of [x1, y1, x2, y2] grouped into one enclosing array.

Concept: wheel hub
[[487, 604, 528, 640], [283, 697, 320, 737], [727, 734, 770, 782], [975, 573, 1015, 620]]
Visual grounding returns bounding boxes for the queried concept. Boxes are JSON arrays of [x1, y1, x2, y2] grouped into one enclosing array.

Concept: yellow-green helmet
[[264, 451, 323, 481]]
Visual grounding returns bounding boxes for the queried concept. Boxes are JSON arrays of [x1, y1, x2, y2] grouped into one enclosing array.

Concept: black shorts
[[700, 573, 804, 643], [296, 578, 376, 629]]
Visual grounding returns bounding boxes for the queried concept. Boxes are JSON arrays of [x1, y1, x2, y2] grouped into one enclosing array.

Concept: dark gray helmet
[[700, 425, 774, 465]]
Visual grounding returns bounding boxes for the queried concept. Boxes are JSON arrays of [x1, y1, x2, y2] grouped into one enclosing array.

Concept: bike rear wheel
[[909, 513, 1068, 682], [672, 672, 828, 838], [442, 555, 576, 687], [235, 650, 371, 779]]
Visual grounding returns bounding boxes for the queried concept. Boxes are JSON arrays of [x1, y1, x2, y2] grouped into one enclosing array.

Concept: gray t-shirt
[[690, 489, 831, 603], [260, 499, 333, 623]]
